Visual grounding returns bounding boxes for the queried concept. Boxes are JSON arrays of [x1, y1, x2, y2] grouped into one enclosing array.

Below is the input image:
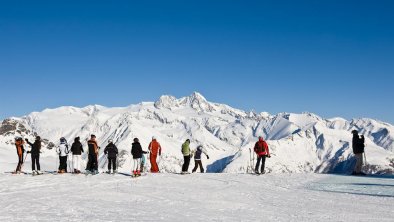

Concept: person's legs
[[32, 155, 36, 171], [150, 154, 158, 172], [255, 156, 261, 173], [260, 156, 266, 173], [36, 155, 41, 171], [198, 160, 204, 173], [107, 158, 112, 171], [185, 155, 191, 172], [93, 154, 98, 171], [192, 160, 198, 173], [112, 157, 116, 171], [16, 155, 23, 172], [355, 153, 363, 174]]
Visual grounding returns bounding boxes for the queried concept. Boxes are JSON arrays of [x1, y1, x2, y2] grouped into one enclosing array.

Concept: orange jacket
[[149, 140, 162, 155], [15, 140, 25, 156], [88, 139, 99, 154]]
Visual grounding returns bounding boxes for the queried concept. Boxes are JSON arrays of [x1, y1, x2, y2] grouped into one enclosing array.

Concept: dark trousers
[[108, 157, 117, 171], [255, 155, 266, 173], [16, 154, 24, 172], [192, 160, 204, 173], [86, 154, 98, 172], [31, 154, 40, 171], [59, 156, 68, 172], [182, 155, 191, 172]]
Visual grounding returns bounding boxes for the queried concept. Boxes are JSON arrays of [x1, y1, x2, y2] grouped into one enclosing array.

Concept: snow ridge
[[1, 92, 393, 174]]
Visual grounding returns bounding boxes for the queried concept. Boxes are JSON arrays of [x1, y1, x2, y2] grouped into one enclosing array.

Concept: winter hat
[[60, 137, 66, 142], [75, 137, 80, 142], [91, 134, 96, 138], [152, 136, 156, 140], [351, 130, 358, 135], [108, 139, 113, 143], [134, 138, 139, 143], [36, 136, 41, 141]]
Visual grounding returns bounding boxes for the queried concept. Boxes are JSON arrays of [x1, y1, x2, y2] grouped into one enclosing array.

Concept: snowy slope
[[0, 92, 393, 174], [0, 173, 393, 221]]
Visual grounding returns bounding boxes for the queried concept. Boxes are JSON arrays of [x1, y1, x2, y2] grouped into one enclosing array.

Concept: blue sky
[[0, 1, 393, 123]]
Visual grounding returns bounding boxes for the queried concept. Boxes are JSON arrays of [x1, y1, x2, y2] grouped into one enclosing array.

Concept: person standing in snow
[[148, 136, 162, 173], [56, 137, 69, 173], [71, 137, 84, 174], [254, 136, 270, 174], [14, 137, 25, 174], [352, 130, 366, 175], [192, 145, 209, 173], [104, 139, 118, 174], [86, 134, 99, 174], [181, 139, 192, 174], [25, 136, 42, 175], [131, 138, 148, 176]]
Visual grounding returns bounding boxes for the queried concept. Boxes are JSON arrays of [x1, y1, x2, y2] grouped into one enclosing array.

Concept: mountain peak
[[188, 92, 207, 102]]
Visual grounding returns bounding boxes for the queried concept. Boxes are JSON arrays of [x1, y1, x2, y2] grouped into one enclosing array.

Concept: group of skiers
[[12, 134, 163, 177], [13, 130, 366, 176]]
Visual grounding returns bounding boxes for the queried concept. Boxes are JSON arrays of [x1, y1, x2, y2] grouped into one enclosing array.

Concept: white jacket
[[57, 142, 69, 157]]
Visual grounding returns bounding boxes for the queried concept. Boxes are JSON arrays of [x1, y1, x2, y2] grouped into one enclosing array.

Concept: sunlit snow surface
[[0, 173, 393, 221]]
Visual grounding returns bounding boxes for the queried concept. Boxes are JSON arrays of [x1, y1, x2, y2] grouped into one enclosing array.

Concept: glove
[[206, 155, 210, 159], [27, 151, 31, 154], [267, 155, 271, 158]]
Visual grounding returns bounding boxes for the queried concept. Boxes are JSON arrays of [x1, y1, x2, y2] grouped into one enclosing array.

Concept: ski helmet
[[60, 137, 66, 142], [351, 130, 358, 134], [134, 138, 139, 143]]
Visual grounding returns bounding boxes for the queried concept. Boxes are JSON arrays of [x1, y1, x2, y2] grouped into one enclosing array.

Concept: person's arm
[[104, 146, 108, 155], [81, 144, 84, 153], [159, 143, 162, 155], [25, 139, 33, 147], [203, 148, 209, 159], [115, 145, 118, 154]]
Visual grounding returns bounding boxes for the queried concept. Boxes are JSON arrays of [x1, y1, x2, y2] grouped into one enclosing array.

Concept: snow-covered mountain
[[1, 92, 393, 174]]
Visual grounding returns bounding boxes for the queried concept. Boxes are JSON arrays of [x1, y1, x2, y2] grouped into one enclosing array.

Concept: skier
[[25, 136, 42, 175], [14, 137, 25, 174], [181, 139, 192, 174], [131, 138, 147, 177], [352, 130, 366, 175], [70, 137, 84, 174], [148, 136, 162, 173], [56, 137, 69, 173], [104, 139, 118, 174], [254, 136, 270, 174], [86, 134, 99, 174], [192, 145, 209, 173]]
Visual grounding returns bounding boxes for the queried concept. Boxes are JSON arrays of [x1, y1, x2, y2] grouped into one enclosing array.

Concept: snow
[[1, 92, 394, 174], [0, 173, 393, 221]]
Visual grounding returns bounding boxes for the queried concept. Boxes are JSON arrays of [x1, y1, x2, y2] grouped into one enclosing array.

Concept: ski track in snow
[[0, 173, 393, 222]]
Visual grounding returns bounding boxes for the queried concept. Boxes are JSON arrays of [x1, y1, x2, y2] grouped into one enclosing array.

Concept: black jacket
[[27, 139, 41, 155], [71, 141, 84, 155], [104, 143, 118, 158], [352, 134, 365, 154], [131, 142, 147, 159]]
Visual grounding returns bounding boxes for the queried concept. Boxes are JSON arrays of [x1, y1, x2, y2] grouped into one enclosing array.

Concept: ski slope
[[0, 173, 393, 221]]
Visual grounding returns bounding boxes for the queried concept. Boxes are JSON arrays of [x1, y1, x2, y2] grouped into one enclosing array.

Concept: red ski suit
[[149, 139, 162, 173]]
